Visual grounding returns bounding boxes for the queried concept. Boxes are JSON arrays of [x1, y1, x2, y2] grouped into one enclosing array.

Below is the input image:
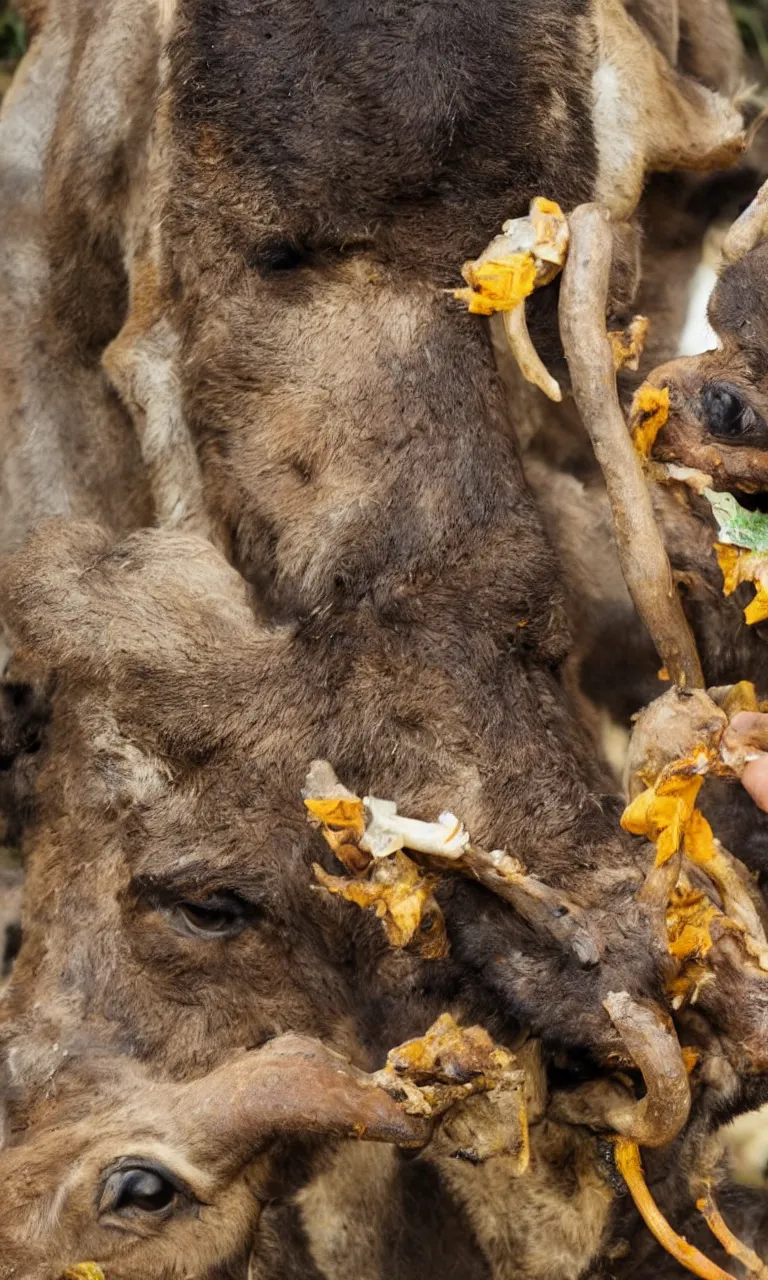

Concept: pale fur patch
[[297, 1143, 398, 1280], [156, 0, 178, 42]]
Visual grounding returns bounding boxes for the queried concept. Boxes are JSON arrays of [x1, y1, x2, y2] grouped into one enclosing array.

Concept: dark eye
[[172, 895, 249, 939], [99, 1163, 184, 1220], [701, 383, 768, 442], [246, 238, 308, 273]]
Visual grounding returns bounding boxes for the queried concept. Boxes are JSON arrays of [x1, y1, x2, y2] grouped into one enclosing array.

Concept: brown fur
[[0, 1, 757, 1275], [0, 1032, 433, 1280], [0, 24, 151, 566], [0, 519, 758, 1279], [631, 234, 768, 878]]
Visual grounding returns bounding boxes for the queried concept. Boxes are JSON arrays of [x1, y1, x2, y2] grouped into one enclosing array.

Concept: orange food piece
[[304, 796, 365, 834], [615, 1139, 738, 1280], [715, 544, 768, 625], [631, 384, 670, 458], [454, 253, 538, 315], [609, 315, 649, 373], [313, 851, 448, 958], [666, 883, 719, 964], [683, 809, 718, 868], [622, 775, 703, 866]]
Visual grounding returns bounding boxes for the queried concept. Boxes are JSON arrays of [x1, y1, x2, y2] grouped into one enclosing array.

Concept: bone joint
[[453, 197, 569, 402]]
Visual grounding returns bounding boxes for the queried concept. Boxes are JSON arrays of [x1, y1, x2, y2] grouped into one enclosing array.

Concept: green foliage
[[0, 4, 24, 62], [732, 0, 768, 67]]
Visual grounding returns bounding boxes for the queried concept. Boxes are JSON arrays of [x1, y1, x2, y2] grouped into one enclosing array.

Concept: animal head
[[0, 521, 408, 1079], [0, 1033, 427, 1280], [636, 185, 768, 498], [87, 0, 746, 592]]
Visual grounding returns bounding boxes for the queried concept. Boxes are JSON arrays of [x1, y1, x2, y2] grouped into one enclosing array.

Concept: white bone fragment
[[503, 304, 562, 403], [661, 463, 714, 495], [360, 796, 469, 860]]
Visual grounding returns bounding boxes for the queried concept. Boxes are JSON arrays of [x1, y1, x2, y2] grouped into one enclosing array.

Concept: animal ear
[[593, 0, 744, 219], [176, 1035, 431, 1181], [708, 241, 768, 374], [0, 520, 255, 682]]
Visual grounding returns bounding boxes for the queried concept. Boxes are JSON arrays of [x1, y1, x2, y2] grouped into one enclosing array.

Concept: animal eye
[[173, 896, 248, 939], [99, 1163, 183, 1219], [700, 384, 767, 442], [246, 238, 308, 273]]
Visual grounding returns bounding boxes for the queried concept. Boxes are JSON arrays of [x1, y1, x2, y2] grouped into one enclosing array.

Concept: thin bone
[[503, 304, 562, 403], [304, 762, 602, 965], [697, 1187, 768, 1279], [552, 993, 690, 1146], [559, 204, 704, 690], [639, 849, 683, 952], [454, 198, 568, 400], [459, 846, 602, 968], [361, 796, 469, 860], [687, 835, 768, 965], [615, 1139, 739, 1280], [723, 178, 768, 264]]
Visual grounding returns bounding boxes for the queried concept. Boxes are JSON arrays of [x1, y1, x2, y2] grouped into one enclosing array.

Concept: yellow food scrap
[[609, 315, 649, 373], [453, 197, 567, 316], [666, 881, 720, 964], [454, 253, 537, 316], [313, 851, 448, 959], [305, 794, 369, 872], [630, 384, 670, 459], [683, 808, 719, 869], [718, 680, 760, 718], [304, 796, 365, 835], [376, 1013, 521, 1120], [62, 1268, 106, 1280], [715, 544, 768, 626], [622, 774, 703, 866]]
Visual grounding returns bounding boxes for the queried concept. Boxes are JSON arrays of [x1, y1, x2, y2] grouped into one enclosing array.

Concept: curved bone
[[559, 204, 704, 689], [603, 992, 690, 1145], [723, 177, 768, 264], [178, 1033, 432, 1177], [460, 845, 602, 968], [616, 1139, 738, 1280], [502, 303, 562, 403], [552, 993, 690, 1147]]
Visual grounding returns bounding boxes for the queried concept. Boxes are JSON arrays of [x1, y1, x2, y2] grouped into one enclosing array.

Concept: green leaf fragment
[[705, 488, 768, 553]]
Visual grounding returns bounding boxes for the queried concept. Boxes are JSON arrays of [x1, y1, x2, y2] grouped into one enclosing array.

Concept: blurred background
[[0, 4, 23, 93], [733, 0, 768, 70]]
